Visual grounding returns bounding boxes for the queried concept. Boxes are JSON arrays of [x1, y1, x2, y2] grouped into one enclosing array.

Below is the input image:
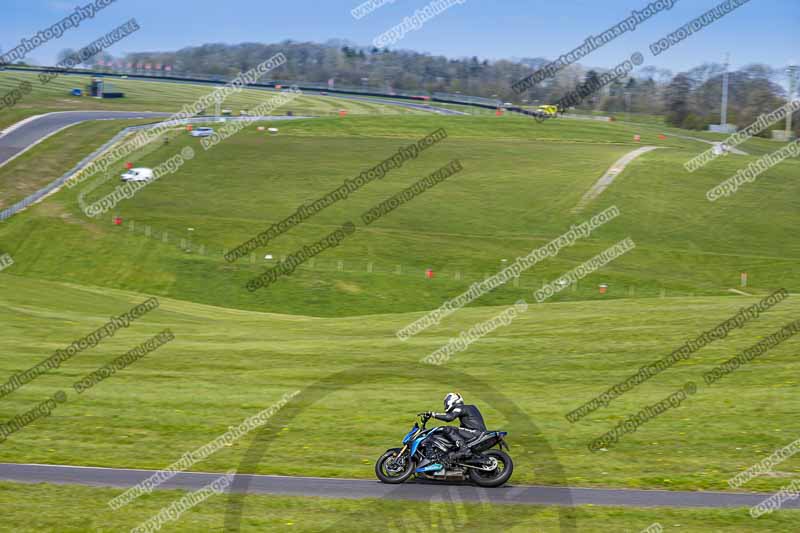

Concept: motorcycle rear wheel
[[467, 449, 513, 487], [375, 448, 415, 484]]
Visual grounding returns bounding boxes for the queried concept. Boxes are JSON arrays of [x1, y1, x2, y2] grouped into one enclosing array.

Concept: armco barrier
[[3, 66, 504, 111], [0, 115, 309, 222], [0, 123, 140, 222], [6, 66, 578, 120]]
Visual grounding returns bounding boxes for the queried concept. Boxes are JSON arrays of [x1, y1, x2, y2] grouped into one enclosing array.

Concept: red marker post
[[426, 269, 434, 279]]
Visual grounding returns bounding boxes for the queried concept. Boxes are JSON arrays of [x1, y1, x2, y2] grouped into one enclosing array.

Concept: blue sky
[[2, 0, 798, 73]]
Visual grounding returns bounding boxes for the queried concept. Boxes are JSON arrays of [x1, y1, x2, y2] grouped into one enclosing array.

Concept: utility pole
[[624, 91, 632, 121], [786, 65, 799, 139], [720, 53, 730, 128]]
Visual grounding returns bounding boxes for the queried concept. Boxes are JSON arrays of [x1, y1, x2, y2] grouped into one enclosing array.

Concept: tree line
[[52, 39, 798, 135]]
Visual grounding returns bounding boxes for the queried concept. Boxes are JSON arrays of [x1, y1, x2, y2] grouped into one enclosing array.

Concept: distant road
[[0, 111, 171, 167], [0, 88, 462, 169], [1, 463, 795, 510], [3, 66, 471, 117]]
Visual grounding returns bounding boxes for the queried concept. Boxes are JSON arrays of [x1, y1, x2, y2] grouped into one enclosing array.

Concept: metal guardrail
[[0, 115, 309, 222], [0, 124, 143, 222], [432, 92, 501, 107], [0, 66, 553, 222], [3, 66, 506, 110]]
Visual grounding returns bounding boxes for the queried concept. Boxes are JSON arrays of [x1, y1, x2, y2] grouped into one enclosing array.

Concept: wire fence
[[117, 218, 717, 300]]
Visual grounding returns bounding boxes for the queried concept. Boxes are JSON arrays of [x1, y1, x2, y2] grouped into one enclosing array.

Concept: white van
[[191, 127, 215, 138], [120, 168, 154, 182]]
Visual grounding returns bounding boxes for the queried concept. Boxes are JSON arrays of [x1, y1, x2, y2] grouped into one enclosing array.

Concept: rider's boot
[[445, 439, 470, 465]]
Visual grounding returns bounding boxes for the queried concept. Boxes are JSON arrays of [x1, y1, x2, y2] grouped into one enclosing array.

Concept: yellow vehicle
[[537, 105, 559, 117]]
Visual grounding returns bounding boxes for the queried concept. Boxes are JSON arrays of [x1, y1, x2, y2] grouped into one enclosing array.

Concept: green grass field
[[3, 482, 798, 532], [1, 115, 797, 317], [0, 70, 422, 129], [0, 118, 158, 208], [0, 273, 798, 495], [0, 103, 798, 530]]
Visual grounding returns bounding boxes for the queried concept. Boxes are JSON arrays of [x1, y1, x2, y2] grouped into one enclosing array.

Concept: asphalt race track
[[1, 463, 795, 510], [1, 87, 787, 516], [0, 93, 460, 169], [0, 111, 174, 167], [2, 67, 468, 118]]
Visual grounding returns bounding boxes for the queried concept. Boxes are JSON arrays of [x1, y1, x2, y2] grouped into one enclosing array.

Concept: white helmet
[[444, 392, 463, 412]]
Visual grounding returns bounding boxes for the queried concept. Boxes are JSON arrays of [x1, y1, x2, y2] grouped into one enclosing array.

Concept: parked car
[[191, 127, 214, 138], [120, 168, 153, 182]]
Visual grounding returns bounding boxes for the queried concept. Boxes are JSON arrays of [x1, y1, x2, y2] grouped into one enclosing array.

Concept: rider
[[425, 392, 487, 464]]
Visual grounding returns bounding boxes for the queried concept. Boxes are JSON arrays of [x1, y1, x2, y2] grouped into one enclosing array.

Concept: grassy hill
[[0, 274, 798, 496], [0, 115, 796, 317], [0, 106, 798, 529], [0, 70, 422, 129], [0, 118, 157, 208]]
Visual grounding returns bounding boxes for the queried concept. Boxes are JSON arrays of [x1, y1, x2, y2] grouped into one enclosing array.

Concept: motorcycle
[[374, 413, 513, 487]]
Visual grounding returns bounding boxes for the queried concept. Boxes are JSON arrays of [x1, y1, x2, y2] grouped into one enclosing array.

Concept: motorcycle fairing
[[402, 424, 419, 445], [410, 426, 443, 456]]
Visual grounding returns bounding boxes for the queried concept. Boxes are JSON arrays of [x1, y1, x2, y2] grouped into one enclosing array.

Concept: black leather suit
[[432, 404, 487, 454]]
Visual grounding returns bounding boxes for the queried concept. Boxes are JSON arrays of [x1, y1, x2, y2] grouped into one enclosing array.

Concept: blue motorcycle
[[375, 413, 513, 487]]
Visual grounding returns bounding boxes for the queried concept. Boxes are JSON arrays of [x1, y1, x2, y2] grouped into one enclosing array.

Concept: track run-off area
[[1, 463, 796, 510]]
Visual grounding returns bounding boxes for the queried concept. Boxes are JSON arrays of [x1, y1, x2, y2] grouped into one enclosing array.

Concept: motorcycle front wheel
[[467, 449, 513, 487], [375, 448, 415, 484]]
